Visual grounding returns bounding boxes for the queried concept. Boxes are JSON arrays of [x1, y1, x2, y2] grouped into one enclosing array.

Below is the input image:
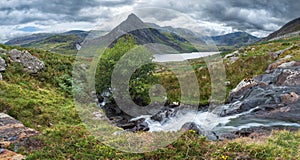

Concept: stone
[[0, 73, 2, 81], [271, 45, 294, 58], [0, 57, 6, 72], [0, 113, 40, 151], [181, 122, 203, 135], [266, 55, 293, 73], [150, 108, 177, 123], [0, 48, 7, 55], [9, 49, 45, 74], [0, 149, 25, 160], [275, 68, 300, 86], [280, 92, 300, 104], [229, 57, 239, 63]]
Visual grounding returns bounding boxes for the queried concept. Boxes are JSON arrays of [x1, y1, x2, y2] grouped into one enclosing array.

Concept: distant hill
[[211, 32, 259, 48], [5, 30, 106, 55], [263, 17, 300, 41]]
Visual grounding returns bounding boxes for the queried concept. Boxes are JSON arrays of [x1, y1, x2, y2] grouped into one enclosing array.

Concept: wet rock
[[0, 57, 6, 72], [181, 122, 203, 135], [150, 107, 177, 123], [9, 49, 45, 74], [117, 118, 149, 132]]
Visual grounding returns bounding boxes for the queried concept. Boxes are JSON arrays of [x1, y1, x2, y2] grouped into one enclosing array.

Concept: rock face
[[9, 49, 45, 74], [0, 113, 40, 159]]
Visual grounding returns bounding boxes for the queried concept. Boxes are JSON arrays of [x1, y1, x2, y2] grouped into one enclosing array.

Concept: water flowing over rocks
[[99, 53, 300, 140]]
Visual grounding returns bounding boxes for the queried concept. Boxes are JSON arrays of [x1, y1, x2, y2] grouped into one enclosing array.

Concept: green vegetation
[[1, 35, 300, 159], [96, 35, 157, 106], [24, 34, 82, 55]]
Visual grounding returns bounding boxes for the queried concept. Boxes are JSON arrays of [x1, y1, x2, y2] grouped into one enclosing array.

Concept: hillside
[[1, 33, 300, 159], [263, 17, 300, 41], [5, 30, 106, 55], [211, 32, 259, 50]]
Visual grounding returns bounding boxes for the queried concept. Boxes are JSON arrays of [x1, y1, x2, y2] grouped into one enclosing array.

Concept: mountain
[[263, 17, 300, 41], [92, 13, 198, 53], [211, 32, 259, 48], [5, 30, 107, 55], [5, 33, 54, 46]]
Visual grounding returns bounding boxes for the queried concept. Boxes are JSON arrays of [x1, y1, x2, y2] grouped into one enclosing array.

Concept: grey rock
[[9, 49, 45, 74], [0, 48, 7, 55], [0, 57, 6, 72], [181, 122, 204, 135], [0, 73, 2, 80]]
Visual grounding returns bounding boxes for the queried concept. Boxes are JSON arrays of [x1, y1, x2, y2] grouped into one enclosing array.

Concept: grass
[[1, 35, 300, 159]]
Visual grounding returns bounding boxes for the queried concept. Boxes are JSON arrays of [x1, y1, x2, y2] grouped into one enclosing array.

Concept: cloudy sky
[[1, 0, 300, 42]]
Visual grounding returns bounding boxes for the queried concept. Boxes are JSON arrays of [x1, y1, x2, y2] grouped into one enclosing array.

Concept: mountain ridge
[[263, 17, 300, 41]]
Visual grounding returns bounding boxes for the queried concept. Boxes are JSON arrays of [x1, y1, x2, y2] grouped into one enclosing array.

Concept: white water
[[132, 105, 300, 133], [153, 52, 220, 62]]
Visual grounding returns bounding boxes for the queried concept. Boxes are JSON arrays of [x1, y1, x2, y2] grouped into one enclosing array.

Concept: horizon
[[1, 0, 300, 43]]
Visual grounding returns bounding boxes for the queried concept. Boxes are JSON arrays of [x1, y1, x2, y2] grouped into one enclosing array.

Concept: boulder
[[275, 68, 300, 86], [181, 122, 203, 135], [0, 57, 6, 72], [0, 113, 41, 152], [0, 48, 6, 56], [150, 107, 177, 123], [117, 118, 149, 132], [266, 55, 293, 73], [0, 149, 25, 160], [9, 49, 45, 74]]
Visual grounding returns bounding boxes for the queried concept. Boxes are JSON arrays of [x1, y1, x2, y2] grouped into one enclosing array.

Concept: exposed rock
[[219, 126, 299, 140], [0, 113, 40, 152], [266, 55, 293, 73], [9, 49, 45, 74], [275, 68, 300, 86], [117, 118, 149, 132], [0, 57, 6, 72], [150, 107, 177, 123], [0, 73, 2, 81], [229, 57, 239, 63], [271, 45, 294, 58], [0, 149, 25, 160], [280, 92, 300, 104], [181, 122, 203, 135], [0, 48, 6, 55], [277, 61, 300, 69]]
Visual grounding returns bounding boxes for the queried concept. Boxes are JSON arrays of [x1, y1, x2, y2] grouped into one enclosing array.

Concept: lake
[[153, 52, 220, 62]]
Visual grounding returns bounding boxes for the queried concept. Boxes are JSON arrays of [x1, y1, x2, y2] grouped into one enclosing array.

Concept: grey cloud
[[0, 0, 135, 25]]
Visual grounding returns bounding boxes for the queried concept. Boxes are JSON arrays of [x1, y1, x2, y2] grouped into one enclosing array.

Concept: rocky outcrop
[[210, 59, 300, 139], [0, 57, 6, 72], [0, 57, 6, 81], [0, 113, 41, 159], [9, 49, 45, 74], [0, 149, 25, 160]]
